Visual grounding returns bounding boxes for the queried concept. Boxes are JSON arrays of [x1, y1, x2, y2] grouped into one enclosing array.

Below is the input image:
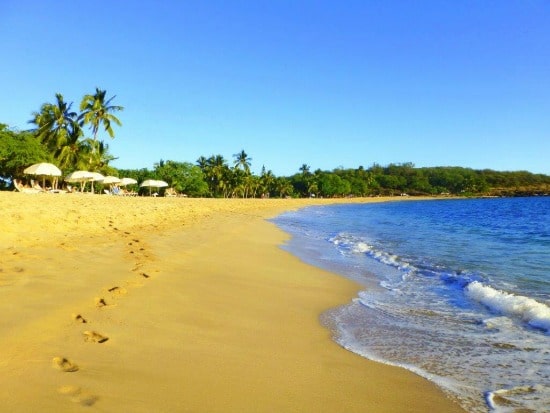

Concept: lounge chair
[[165, 187, 177, 197], [14, 179, 42, 193], [32, 180, 44, 191]]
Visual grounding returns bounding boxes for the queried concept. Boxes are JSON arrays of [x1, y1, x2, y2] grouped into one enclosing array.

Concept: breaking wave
[[465, 281, 550, 333]]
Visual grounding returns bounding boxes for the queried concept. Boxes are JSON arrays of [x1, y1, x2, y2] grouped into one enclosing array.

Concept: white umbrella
[[64, 170, 94, 192], [24, 162, 62, 176], [24, 162, 62, 190], [65, 170, 93, 182], [140, 179, 169, 196], [119, 177, 137, 186], [89, 172, 105, 193], [101, 176, 121, 184], [89, 172, 105, 181], [100, 176, 121, 195]]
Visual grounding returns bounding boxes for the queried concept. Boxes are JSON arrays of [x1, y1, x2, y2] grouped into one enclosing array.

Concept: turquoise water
[[272, 197, 550, 412]]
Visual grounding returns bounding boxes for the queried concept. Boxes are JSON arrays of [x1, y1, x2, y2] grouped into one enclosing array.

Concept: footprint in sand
[[72, 313, 87, 323], [131, 263, 144, 273], [52, 357, 79, 372], [83, 330, 109, 343], [95, 297, 108, 307], [107, 286, 128, 298], [58, 385, 99, 406]]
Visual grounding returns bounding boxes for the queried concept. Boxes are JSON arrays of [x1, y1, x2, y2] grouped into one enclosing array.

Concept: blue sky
[[1, 1, 549, 176]]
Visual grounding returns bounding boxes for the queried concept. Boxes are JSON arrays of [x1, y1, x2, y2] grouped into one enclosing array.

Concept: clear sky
[[1, 1, 549, 176]]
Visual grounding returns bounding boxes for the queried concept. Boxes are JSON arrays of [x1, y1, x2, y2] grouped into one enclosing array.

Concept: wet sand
[[0, 193, 464, 412]]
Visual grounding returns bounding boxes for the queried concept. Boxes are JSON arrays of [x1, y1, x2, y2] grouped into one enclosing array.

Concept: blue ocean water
[[272, 197, 550, 413]]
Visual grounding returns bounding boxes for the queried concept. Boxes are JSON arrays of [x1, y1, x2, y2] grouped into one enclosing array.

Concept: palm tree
[[29, 93, 79, 152], [91, 140, 117, 171], [79, 88, 123, 145], [206, 154, 230, 197], [196, 156, 208, 172], [260, 166, 275, 197], [299, 163, 311, 176], [233, 150, 252, 174], [276, 177, 293, 198], [56, 126, 85, 170]]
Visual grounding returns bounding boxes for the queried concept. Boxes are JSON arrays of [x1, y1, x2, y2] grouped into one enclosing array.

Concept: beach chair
[[31, 179, 45, 192], [14, 179, 42, 193], [165, 187, 177, 197]]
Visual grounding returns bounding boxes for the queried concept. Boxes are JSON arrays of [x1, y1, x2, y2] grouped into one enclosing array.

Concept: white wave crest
[[486, 384, 548, 413], [465, 281, 550, 332], [353, 242, 371, 253]]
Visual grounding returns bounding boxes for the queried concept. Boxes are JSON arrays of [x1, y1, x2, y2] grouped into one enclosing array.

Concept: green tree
[[0, 125, 51, 188], [196, 156, 209, 171], [275, 177, 294, 198], [55, 127, 85, 170], [290, 163, 314, 197], [233, 149, 252, 173], [200, 155, 231, 197], [299, 164, 310, 176], [259, 166, 276, 197], [29, 93, 80, 153], [375, 174, 406, 195], [155, 160, 208, 196], [231, 150, 254, 197], [79, 88, 123, 145], [318, 173, 351, 197], [86, 140, 118, 173], [334, 167, 374, 196]]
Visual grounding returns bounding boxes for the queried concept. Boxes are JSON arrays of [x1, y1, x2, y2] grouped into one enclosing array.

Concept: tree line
[[86, 156, 550, 198], [1, 90, 549, 197]]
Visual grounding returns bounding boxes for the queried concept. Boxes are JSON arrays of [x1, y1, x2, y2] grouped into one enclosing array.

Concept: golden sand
[[0, 193, 464, 412]]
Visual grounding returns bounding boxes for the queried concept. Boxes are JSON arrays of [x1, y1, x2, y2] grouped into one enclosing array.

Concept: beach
[[0, 192, 464, 412]]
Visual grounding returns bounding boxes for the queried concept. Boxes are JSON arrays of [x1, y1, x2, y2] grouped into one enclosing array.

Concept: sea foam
[[465, 281, 550, 332]]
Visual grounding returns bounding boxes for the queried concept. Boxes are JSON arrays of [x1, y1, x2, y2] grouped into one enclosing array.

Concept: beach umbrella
[[24, 162, 62, 189], [140, 179, 169, 196], [89, 172, 105, 181], [99, 176, 121, 194], [64, 170, 94, 192], [119, 177, 137, 186], [65, 170, 93, 182], [89, 172, 105, 193], [100, 176, 121, 184], [140, 179, 156, 187]]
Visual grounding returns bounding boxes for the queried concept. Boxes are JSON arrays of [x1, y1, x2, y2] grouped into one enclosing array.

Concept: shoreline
[[0, 193, 465, 412]]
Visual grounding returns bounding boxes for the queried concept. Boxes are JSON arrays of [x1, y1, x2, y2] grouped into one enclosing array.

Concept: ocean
[[272, 197, 550, 413]]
